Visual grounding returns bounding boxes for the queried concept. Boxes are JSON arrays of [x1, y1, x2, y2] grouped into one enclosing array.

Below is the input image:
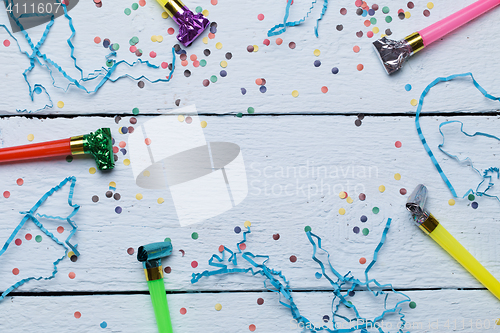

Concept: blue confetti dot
[[234, 226, 241, 234], [315, 272, 322, 279], [210, 26, 217, 34], [121, 126, 128, 134], [405, 84, 412, 91], [362, 9, 367, 17], [220, 70, 227, 77], [471, 202, 478, 209], [353, 226, 360, 234], [109, 44, 114, 51], [120, 148, 127, 155], [115, 206, 122, 214], [323, 315, 330, 322], [349, 290, 355, 296], [314, 60, 321, 67], [34, 87, 42, 94], [100, 321, 107, 328], [331, 67, 339, 74], [180, 50, 186, 55], [260, 85, 267, 93], [368, 8, 375, 15], [360, 215, 367, 222], [103, 40, 110, 48], [241, 88, 247, 95]]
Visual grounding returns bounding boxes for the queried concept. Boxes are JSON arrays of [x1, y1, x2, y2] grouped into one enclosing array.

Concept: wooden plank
[[1, 114, 500, 294], [1, 290, 499, 332], [0, 0, 500, 115]]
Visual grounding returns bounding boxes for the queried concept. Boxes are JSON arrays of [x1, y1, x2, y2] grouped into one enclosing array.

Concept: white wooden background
[[1, 0, 500, 332]]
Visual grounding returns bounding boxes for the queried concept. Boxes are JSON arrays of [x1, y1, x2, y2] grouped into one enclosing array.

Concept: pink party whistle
[[373, 0, 500, 74]]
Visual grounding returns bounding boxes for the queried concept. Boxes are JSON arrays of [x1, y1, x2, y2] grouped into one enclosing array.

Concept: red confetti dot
[[398, 8, 404, 14], [191, 261, 198, 268], [273, 233, 280, 240], [15, 238, 22, 246], [263, 39, 270, 46], [249, 324, 256, 331], [94, 37, 101, 44], [130, 45, 137, 53], [119, 141, 126, 148], [257, 298, 264, 305], [12, 268, 19, 275], [112, 146, 119, 153], [289, 255, 297, 263], [127, 247, 135, 255], [193, 60, 200, 67], [3, 191, 10, 198], [395, 141, 402, 148], [167, 28, 175, 35], [150, 51, 157, 58], [180, 307, 187, 315], [218, 245, 224, 252], [3, 39, 11, 47], [400, 188, 407, 195], [239, 243, 246, 250], [139, 0, 146, 6], [359, 257, 367, 264], [353, 45, 360, 53], [257, 13, 264, 21], [367, 31, 374, 38], [68, 272, 76, 279], [355, 0, 362, 6], [340, 7, 347, 15], [164, 266, 172, 274], [161, 62, 168, 69], [25, 233, 32, 241], [190, 54, 197, 61], [17, 178, 24, 186], [74, 311, 81, 319], [364, 20, 371, 27], [357, 64, 364, 71], [145, 138, 152, 145], [57, 226, 64, 233], [321, 86, 328, 93], [211, 0, 218, 4]]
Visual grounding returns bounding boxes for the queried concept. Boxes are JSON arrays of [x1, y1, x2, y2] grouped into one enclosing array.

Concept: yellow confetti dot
[[109, 181, 116, 187], [161, 11, 169, 19], [339, 191, 347, 199], [178, 115, 185, 122], [57, 101, 64, 108], [123, 159, 131, 166], [379, 185, 385, 193], [136, 193, 143, 200], [202, 9, 209, 16], [157, 197, 165, 204], [346, 197, 353, 204], [200, 121, 207, 128], [339, 208, 346, 215], [143, 170, 150, 177], [244, 220, 251, 228], [202, 37, 208, 44], [394, 173, 401, 180], [156, 35, 163, 43], [89, 167, 96, 174], [372, 27, 379, 34], [313, 49, 321, 56], [380, 34, 386, 38], [118, 127, 123, 134], [215, 42, 222, 49], [405, 11, 411, 19], [220, 60, 227, 68], [68, 251, 75, 258], [427, 2, 434, 9], [215, 303, 222, 311], [27, 134, 34, 141], [151, 35, 157, 42], [253, 45, 259, 52], [410, 99, 418, 106], [448, 199, 455, 206], [292, 90, 299, 98]]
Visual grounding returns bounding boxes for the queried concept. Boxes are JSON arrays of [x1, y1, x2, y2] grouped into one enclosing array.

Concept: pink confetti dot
[[74, 312, 81, 319], [17, 178, 24, 186], [257, 13, 264, 21], [367, 31, 374, 38], [211, 0, 218, 4], [130, 45, 137, 53], [180, 308, 187, 315], [15, 238, 22, 246], [150, 51, 157, 58], [263, 39, 270, 46], [57, 226, 64, 234], [12, 268, 19, 275], [68, 272, 76, 279], [321, 86, 328, 93], [193, 60, 200, 67], [25, 233, 32, 241], [355, 0, 362, 6], [395, 141, 402, 148], [161, 62, 168, 69], [3, 39, 10, 47], [191, 261, 198, 268], [145, 138, 152, 145], [167, 28, 175, 35], [3, 191, 10, 198]]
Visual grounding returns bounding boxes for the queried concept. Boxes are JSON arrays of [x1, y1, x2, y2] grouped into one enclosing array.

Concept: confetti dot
[[468, 193, 475, 201], [409, 301, 417, 309], [472, 202, 478, 209], [405, 84, 412, 91], [161, 11, 169, 18], [74, 312, 81, 319], [57, 101, 64, 108], [273, 233, 280, 240], [394, 173, 401, 180], [164, 266, 172, 274], [357, 64, 364, 71], [355, 119, 362, 126], [263, 39, 270, 46], [331, 67, 339, 74], [353, 45, 360, 53], [321, 86, 328, 93], [395, 141, 402, 148], [400, 188, 407, 195], [124, 8, 131, 15], [372, 27, 379, 34], [372, 207, 379, 214], [180, 308, 187, 315], [249, 324, 256, 332], [114, 193, 121, 200], [313, 49, 320, 56], [385, 15, 393, 23], [379, 185, 385, 193], [289, 41, 296, 49], [304, 226, 311, 232], [336, 24, 343, 31], [157, 197, 165, 204], [191, 261, 198, 268], [423, 9, 430, 16], [200, 121, 208, 128], [239, 243, 246, 250], [315, 272, 322, 279], [410, 99, 418, 106], [35, 235, 42, 242], [12, 268, 19, 275], [290, 255, 297, 263], [57, 226, 64, 233], [339, 208, 346, 215], [215, 303, 222, 311], [257, 298, 264, 305], [215, 42, 223, 50], [191, 232, 199, 240], [69, 272, 76, 279], [115, 206, 122, 214], [127, 247, 135, 255], [353, 226, 360, 234], [314, 60, 321, 67], [211, 0, 217, 4], [292, 90, 299, 97], [244, 221, 251, 228], [339, 191, 347, 199], [136, 193, 143, 200], [346, 197, 353, 204], [359, 257, 366, 264], [362, 228, 369, 236], [100, 321, 107, 329], [3, 191, 10, 198], [15, 238, 22, 246], [234, 226, 241, 234], [340, 7, 347, 15], [276, 38, 283, 45], [25, 233, 32, 241], [145, 138, 152, 145], [367, 31, 374, 38], [89, 167, 96, 174], [257, 13, 264, 20], [382, 6, 389, 13], [218, 245, 224, 252], [220, 60, 228, 68], [360, 215, 367, 222], [202, 9, 209, 16], [405, 11, 411, 18]]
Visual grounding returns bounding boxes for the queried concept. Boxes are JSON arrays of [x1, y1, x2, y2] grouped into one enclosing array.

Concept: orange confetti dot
[[145, 138, 152, 145], [139, 0, 146, 6], [321, 86, 328, 93], [69, 272, 76, 279], [74, 312, 81, 319], [57, 226, 64, 234], [364, 20, 371, 27], [249, 324, 256, 331], [357, 64, 364, 71], [353, 45, 360, 53], [119, 141, 126, 148], [276, 38, 283, 45], [181, 60, 188, 66], [94, 37, 101, 44], [211, 0, 218, 4], [193, 60, 200, 67], [218, 245, 224, 252], [239, 243, 246, 250], [255, 78, 262, 85], [359, 257, 367, 264], [190, 54, 197, 61], [12, 268, 19, 275], [208, 33, 215, 39]]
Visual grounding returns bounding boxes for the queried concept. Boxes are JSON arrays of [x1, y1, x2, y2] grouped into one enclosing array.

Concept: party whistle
[[156, 0, 210, 47], [0, 128, 114, 170], [373, 0, 500, 74], [406, 184, 500, 301]]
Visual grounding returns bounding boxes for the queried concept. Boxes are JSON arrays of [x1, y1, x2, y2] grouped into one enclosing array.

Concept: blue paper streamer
[[0, 176, 79, 301], [1, 0, 176, 113], [267, 0, 329, 38], [415, 73, 500, 200], [192, 218, 411, 333]]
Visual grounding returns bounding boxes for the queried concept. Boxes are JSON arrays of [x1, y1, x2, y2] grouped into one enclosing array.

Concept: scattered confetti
[[292, 90, 299, 98], [379, 185, 385, 193], [215, 303, 222, 311]]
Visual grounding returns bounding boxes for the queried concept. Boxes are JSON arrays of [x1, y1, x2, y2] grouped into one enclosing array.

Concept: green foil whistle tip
[[83, 128, 114, 170]]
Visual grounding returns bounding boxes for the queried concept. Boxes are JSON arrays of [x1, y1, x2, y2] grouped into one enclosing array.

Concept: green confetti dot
[[112, 43, 120, 51], [106, 60, 114, 67], [195, 6, 202, 13], [370, 17, 377, 25], [35, 235, 42, 243], [164, 237, 171, 243], [382, 6, 390, 14], [210, 75, 218, 83], [191, 232, 198, 240], [129, 36, 139, 45], [362, 228, 369, 236], [124, 8, 131, 15], [345, 301, 353, 307], [132, 3, 139, 10], [236, 112, 243, 118], [132, 107, 139, 115], [372, 207, 379, 214], [66, 155, 73, 163], [409, 301, 417, 309], [468, 194, 475, 201], [200, 59, 207, 67], [385, 15, 392, 23], [304, 226, 312, 232], [247, 107, 255, 114]]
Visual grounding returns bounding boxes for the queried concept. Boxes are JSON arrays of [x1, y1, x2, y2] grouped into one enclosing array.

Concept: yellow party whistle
[[406, 184, 500, 301]]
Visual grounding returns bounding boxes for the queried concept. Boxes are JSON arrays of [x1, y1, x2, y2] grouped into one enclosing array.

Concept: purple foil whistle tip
[[173, 6, 210, 46]]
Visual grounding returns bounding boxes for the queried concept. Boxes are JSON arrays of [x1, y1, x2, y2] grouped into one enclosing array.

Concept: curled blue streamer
[[1, 0, 176, 113], [192, 219, 411, 333], [415, 73, 500, 200], [0, 176, 79, 301], [268, 0, 329, 38]]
